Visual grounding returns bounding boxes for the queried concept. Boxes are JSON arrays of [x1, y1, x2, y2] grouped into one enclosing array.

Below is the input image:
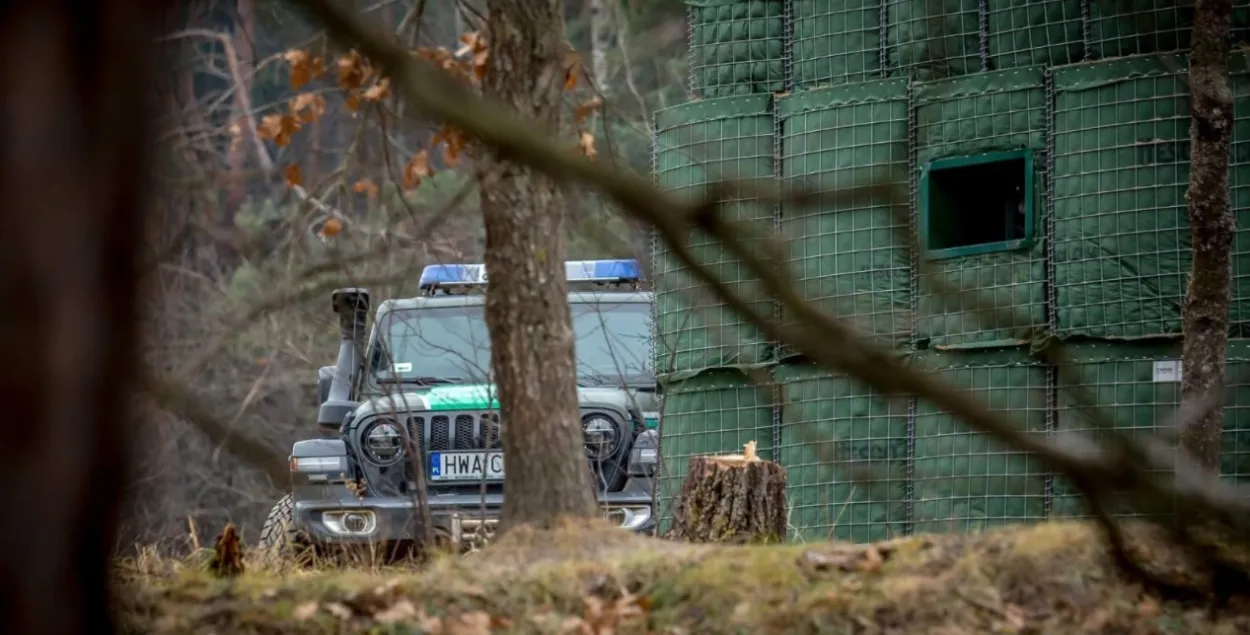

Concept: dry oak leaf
[[353, 178, 379, 198], [344, 92, 362, 114], [564, 49, 581, 90], [283, 163, 302, 188], [336, 49, 372, 90], [578, 130, 597, 159], [208, 522, 244, 578], [283, 49, 326, 89], [258, 113, 300, 147], [403, 150, 433, 190], [319, 217, 343, 238], [435, 610, 494, 635], [363, 77, 391, 102], [290, 92, 327, 124], [574, 96, 604, 124]]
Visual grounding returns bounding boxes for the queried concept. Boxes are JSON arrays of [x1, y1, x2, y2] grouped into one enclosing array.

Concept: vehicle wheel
[[258, 494, 313, 566]]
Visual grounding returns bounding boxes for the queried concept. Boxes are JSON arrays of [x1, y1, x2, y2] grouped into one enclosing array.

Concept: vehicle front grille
[[405, 412, 502, 452]]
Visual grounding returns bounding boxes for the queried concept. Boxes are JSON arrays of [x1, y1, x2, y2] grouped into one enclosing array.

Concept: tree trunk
[[671, 443, 788, 544], [480, 0, 599, 530], [1181, 0, 1236, 472], [0, 1, 164, 633], [224, 0, 257, 222]]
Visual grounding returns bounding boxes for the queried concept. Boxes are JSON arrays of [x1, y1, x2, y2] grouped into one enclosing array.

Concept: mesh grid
[[911, 349, 1050, 535], [652, 95, 776, 374], [1049, 343, 1183, 520], [986, 0, 1084, 70], [1051, 55, 1190, 339], [791, 0, 882, 89], [654, 369, 777, 535], [687, 0, 787, 98], [777, 363, 910, 543], [886, 0, 984, 81], [779, 81, 911, 349], [913, 68, 1048, 348], [1230, 62, 1250, 336], [1086, 0, 1192, 60]]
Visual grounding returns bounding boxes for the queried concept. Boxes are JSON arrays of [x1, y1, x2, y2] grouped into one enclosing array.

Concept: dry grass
[[114, 518, 1250, 634]]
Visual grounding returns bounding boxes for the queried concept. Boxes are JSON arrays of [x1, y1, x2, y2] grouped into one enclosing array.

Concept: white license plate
[[429, 451, 504, 481]]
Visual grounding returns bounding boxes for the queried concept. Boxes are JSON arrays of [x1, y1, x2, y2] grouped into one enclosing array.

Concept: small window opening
[[921, 150, 1035, 260]]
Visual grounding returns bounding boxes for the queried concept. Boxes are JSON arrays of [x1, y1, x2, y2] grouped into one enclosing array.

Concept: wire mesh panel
[[986, 0, 1083, 70], [1229, 62, 1250, 336], [654, 368, 777, 534], [687, 0, 787, 98], [779, 80, 911, 349], [1051, 55, 1191, 339], [653, 95, 776, 374], [911, 348, 1049, 535], [886, 0, 983, 81], [791, 0, 882, 89], [775, 361, 911, 543], [913, 68, 1048, 348]]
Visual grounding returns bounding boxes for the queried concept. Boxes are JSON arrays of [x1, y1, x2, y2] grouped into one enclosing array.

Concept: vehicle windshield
[[369, 300, 651, 386]]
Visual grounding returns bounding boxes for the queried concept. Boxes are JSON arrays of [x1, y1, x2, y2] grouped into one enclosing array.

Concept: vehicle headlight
[[362, 420, 405, 465], [603, 506, 652, 531], [583, 415, 621, 462]]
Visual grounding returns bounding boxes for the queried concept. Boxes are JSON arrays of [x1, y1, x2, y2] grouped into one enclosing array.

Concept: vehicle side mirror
[[317, 366, 335, 405]]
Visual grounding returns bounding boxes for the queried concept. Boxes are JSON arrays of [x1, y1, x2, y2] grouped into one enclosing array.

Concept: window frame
[[918, 148, 1038, 261]]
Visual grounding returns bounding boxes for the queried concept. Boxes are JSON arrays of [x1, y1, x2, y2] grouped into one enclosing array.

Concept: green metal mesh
[[652, 95, 776, 374], [1231, 62, 1250, 336], [791, 0, 882, 89], [911, 348, 1050, 534], [779, 80, 911, 348], [777, 362, 910, 543], [655, 369, 777, 534], [1047, 342, 1250, 520], [913, 68, 1048, 348], [687, 0, 787, 98], [886, 0, 983, 81], [1052, 55, 1191, 338], [986, 0, 1084, 70]]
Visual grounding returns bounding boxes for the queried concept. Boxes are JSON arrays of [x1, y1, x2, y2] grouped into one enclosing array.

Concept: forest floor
[[114, 518, 1250, 634]]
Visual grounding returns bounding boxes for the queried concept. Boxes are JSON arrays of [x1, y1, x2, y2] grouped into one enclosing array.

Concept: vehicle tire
[[258, 494, 313, 566]]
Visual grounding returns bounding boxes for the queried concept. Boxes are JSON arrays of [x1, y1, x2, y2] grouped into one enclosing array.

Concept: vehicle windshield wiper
[[379, 375, 462, 386]]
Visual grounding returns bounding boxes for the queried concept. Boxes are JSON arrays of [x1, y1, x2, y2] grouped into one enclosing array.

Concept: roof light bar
[[418, 259, 642, 289]]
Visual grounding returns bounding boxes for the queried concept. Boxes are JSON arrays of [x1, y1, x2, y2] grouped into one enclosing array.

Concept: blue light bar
[[418, 259, 642, 289]]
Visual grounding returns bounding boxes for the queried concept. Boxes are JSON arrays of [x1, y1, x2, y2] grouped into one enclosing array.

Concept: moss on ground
[[115, 519, 1250, 634]]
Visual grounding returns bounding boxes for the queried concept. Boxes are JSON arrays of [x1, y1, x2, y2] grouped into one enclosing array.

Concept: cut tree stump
[[670, 441, 787, 544]]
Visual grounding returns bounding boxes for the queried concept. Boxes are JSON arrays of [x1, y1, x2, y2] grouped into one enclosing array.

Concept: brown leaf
[[258, 113, 301, 147], [319, 217, 343, 238], [283, 163, 302, 188], [284, 49, 326, 90], [353, 179, 379, 198], [573, 96, 604, 124], [336, 50, 371, 90], [363, 77, 391, 102], [207, 522, 244, 578], [325, 603, 352, 620], [290, 93, 327, 124], [403, 150, 433, 190], [564, 50, 581, 90], [344, 92, 361, 113], [578, 131, 597, 159]]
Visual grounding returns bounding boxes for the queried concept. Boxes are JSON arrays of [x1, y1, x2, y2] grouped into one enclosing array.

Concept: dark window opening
[[922, 151, 1034, 259]]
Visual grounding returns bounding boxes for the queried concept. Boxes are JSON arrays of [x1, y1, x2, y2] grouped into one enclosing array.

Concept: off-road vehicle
[[259, 259, 659, 558]]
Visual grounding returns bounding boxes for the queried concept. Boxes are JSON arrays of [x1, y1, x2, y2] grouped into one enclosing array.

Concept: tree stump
[[670, 441, 787, 543]]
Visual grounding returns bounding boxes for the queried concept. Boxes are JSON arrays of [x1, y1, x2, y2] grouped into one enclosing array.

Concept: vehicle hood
[[354, 383, 659, 427]]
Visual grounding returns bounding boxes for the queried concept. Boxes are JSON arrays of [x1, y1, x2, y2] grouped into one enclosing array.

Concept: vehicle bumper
[[291, 485, 656, 547]]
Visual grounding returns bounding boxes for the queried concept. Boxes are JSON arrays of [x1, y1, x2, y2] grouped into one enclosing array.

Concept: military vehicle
[[259, 259, 658, 557]]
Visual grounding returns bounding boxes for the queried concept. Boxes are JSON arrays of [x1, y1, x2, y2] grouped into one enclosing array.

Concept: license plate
[[429, 451, 504, 481]]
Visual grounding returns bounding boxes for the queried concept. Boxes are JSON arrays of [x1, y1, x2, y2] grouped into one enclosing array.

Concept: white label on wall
[[1153, 360, 1182, 383], [392, 362, 413, 373]]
